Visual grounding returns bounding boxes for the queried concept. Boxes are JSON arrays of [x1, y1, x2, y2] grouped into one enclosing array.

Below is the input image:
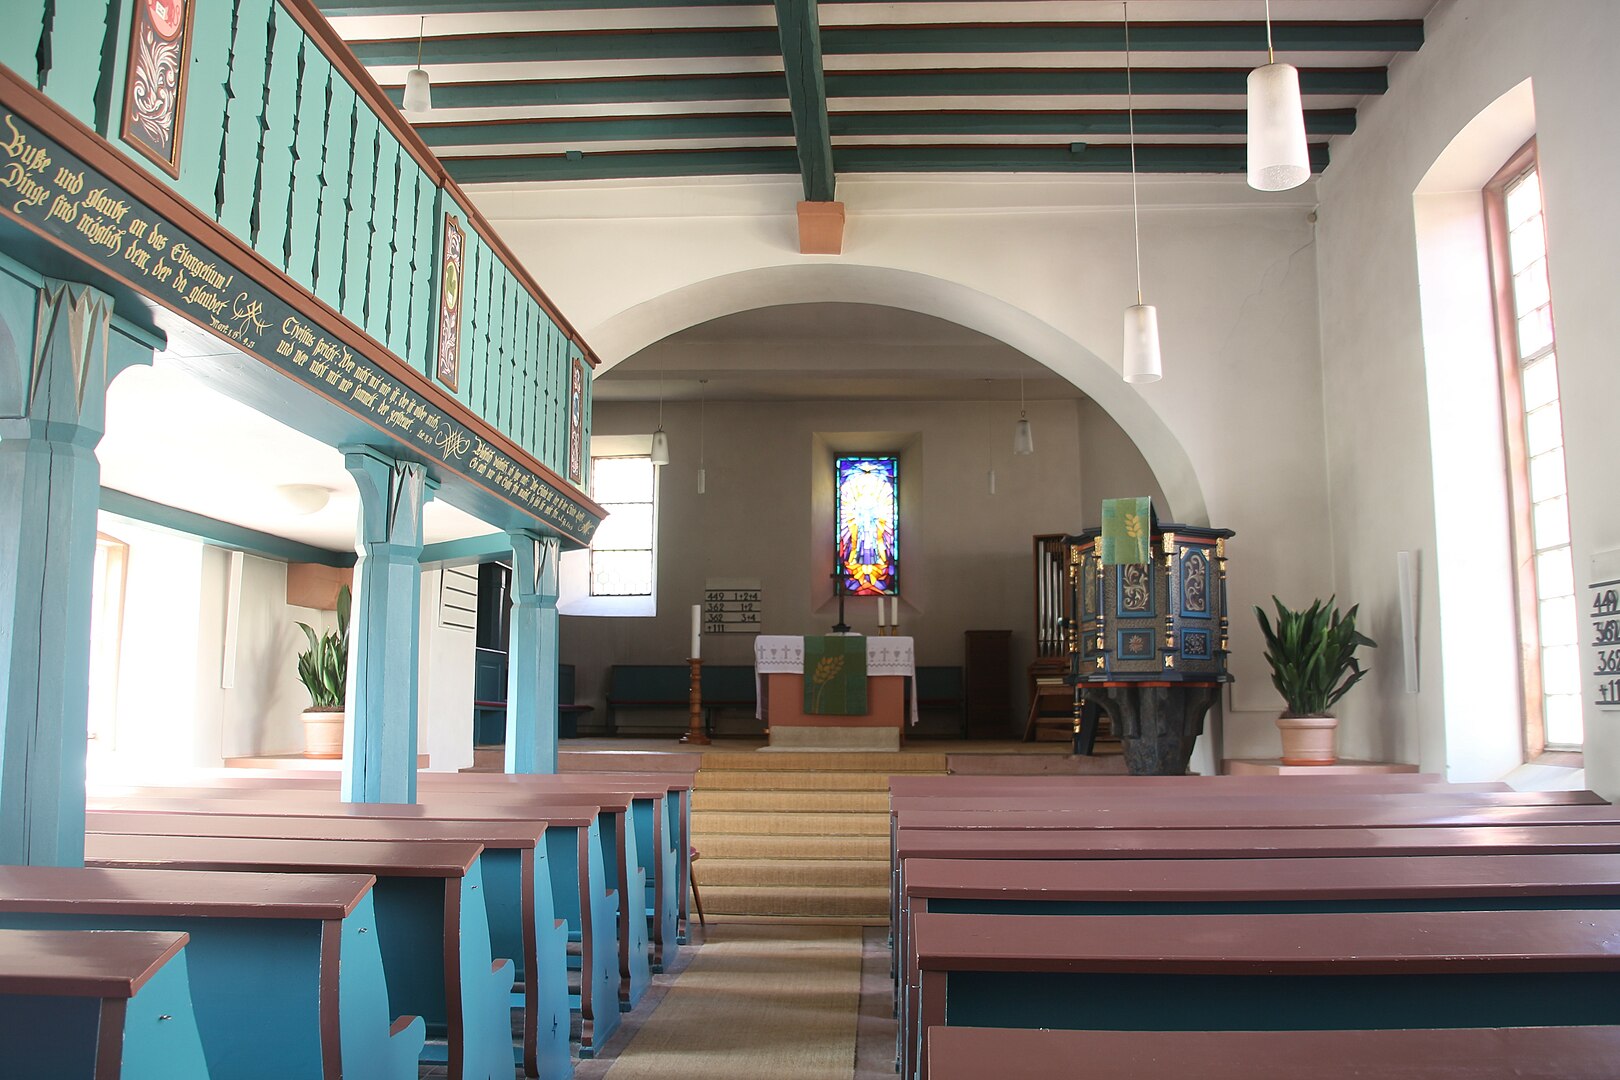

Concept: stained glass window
[[835, 455, 899, 596]]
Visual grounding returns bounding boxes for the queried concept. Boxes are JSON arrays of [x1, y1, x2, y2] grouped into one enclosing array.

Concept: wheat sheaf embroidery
[[810, 654, 845, 712]]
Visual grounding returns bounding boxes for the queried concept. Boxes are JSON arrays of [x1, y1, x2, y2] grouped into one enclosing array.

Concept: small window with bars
[[589, 454, 656, 597]]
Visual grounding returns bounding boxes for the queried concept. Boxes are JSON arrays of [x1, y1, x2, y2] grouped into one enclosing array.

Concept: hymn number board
[[705, 578, 762, 635], [1590, 549, 1620, 710]]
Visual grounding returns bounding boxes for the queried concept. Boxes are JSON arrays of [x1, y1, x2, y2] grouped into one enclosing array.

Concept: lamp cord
[[417, 16, 424, 67], [1265, 0, 1275, 64], [1126, 1, 1143, 306]]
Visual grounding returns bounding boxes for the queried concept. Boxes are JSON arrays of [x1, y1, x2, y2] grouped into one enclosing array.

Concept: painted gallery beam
[[348, 22, 1421, 66], [441, 141, 1330, 184], [383, 67, 1388, 110], [415, 108, 1357, 149], [99, 489, 357, 568], [776, 0, 837, 203]]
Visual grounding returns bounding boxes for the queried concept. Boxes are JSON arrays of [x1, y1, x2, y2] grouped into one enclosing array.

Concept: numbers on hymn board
[[1590, 575, 1620, 708]]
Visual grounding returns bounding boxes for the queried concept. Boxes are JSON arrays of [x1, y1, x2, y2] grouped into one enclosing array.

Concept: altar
[[754, 635, 917, 750]]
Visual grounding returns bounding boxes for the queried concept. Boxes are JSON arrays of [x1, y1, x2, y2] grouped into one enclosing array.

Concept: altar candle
[[691, 604, 702, 659], [890, 597, 898, 626], [877, 597, 887, 628]]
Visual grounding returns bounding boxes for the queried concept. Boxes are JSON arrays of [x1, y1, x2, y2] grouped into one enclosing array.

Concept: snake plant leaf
[[1255, 595, 1376, 717]]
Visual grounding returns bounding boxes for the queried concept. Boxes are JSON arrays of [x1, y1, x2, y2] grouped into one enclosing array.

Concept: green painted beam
[[99, 489, 357, 567], [348, 21, 1420, 66], [445, 147, 801, 184], [775, 0, 835, 202], [384, 67, 1385, 110], [420, 532, 518, 567], [442, 142, 1329, 183], [319, 0, 758, 12], [415, 108, 1355, 149]]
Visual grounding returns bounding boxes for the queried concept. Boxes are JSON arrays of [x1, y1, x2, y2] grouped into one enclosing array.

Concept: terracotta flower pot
[[1276, 714, 1338, 766], [303, 709, 345, 759]]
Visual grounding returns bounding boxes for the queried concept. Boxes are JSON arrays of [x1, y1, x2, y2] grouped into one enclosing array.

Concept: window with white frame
[[589, 454, 656, 597], [1487, 141, 1580, 752]]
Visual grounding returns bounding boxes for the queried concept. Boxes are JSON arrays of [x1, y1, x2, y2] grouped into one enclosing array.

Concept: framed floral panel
[[121, 0, 196, 177]]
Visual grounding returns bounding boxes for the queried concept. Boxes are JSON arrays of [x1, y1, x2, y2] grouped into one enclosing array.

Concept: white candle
[[691, 604, 702, 659], [890, 597, 898, 627], [877, 596, 886, 628]]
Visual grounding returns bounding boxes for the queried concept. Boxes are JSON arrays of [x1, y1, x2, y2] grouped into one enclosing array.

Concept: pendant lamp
[[1122, 2, 1163, 383], [985, 380, 998, 493], [1246, 0, 1309, 191], [650, 383, 670, 466], [1013, 371, 1034, 455], [402, 17, 433, 117]]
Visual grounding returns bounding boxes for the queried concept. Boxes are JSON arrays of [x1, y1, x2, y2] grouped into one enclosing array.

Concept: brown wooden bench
[[81, 833, 513, 1080], [0, 928, 210, 1080], [85, 810, 567, 1079], [0, 865, 422, 1080], [925, 1025, 1620, 1080], [887, 774, 1487, 795], [912, 908, 1620, 1079], [898, 852, 1620, 1078]]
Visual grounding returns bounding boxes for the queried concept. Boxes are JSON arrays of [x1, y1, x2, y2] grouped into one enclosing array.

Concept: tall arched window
[[1486, 140, 1579, 753]]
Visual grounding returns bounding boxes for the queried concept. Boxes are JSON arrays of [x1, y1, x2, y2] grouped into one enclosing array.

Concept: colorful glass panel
[[836, 455, 899, 596]]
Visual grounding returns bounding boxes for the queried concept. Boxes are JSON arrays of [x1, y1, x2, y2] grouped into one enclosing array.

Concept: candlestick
[[690, 604, 701, 659]]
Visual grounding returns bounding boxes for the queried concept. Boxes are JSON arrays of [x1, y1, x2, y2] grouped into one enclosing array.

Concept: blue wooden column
[[342, 447, 436, 804], [505, 531, 561, 775], [0, 275, 154, 866]]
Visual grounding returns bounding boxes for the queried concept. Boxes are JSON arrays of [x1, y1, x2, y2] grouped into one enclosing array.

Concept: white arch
[[587, 262, 1209, 525]]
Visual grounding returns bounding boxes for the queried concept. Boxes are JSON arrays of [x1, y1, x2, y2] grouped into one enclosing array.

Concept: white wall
[[560, 395, 1166, 734], [1313, 0, 1620, 791], [478, 171, 1337, 759]]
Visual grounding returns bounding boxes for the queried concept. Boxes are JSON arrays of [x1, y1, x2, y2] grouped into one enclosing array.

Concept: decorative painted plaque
[[121, 0, 195, 177], [435, 214, 464, 391], [567, 355, 586, 485]]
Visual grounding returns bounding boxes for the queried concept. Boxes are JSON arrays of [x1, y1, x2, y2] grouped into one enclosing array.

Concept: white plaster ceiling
[[597, 302, 1083, 403], [98, 356, 497, 554]]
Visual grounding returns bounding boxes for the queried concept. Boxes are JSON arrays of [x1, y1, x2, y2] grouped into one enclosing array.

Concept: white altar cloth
[[753, 635, 918, 725]]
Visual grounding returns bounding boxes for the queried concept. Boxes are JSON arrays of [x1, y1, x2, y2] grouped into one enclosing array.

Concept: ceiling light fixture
[[1122, 2, 1163, 384], [1246, 0, 1310, 191], [271, 484, 332, 517], [1013, 371, 1035, 455], [986, 379, 998, 493], [402, 17, 433, 118], [650, 381, 670, 467]]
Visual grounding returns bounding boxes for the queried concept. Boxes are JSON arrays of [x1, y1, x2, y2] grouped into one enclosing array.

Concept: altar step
[[689, 749, 945, 922]]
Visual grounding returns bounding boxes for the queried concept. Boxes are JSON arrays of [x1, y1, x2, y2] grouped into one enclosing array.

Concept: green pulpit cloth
[[1101, 497, 1154, 565], [804, 635, 868, 715]]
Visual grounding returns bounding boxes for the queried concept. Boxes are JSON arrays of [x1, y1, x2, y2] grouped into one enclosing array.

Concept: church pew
[[0, 928, 210, 1080], [911, 908, 1620, 1080], [90, 790, 628, 1055], [85, 810, 568, 1080], [898, 852, 1620, 1079], [163, 770, 686, 973], [888, 774, 1492, 794], [0, 866, 423, 1080], [925, 1025, 1620, 1080], [80, 834, 516, 1080]]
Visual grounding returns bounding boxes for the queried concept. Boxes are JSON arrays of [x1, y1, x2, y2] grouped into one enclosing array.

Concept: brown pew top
[[418, 774, 672, 799], [113, 780, 639, 816], [902, 853, 1620, 902], [89, 793, 602, 829], [925, 1026, 1620, 1080], [0, 866, 374, 920], [86, 810, 547, 849], [888, 774, 1480, 794], [895, 803, 1620, 831], [0, 928, 190, 999], [913, 908, 1620, 974], [890, 790, 1605, 811], [895, 823, 1620, 861], [214, 769, 688, 798], [84, 834, 483, 879]]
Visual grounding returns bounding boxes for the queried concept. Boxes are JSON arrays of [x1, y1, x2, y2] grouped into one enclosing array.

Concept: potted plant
[[1254, 596, 1376, 765], [296, 585, 351, 758]]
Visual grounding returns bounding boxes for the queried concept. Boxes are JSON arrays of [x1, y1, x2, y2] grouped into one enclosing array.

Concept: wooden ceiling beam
[[775, 0, 837, 202], [384, 66, 1385, 109], [441, 141, 1329, 183], [414, 107, 1356, 148]]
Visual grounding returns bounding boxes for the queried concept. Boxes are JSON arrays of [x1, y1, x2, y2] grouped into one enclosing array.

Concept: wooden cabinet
[[964, 630, 1013, 739]]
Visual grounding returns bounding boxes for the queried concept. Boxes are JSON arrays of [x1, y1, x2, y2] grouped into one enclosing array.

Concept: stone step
[[698, 751, 947, 773], [692, 789, 890, 813], [691, 833, 890, 861], [699, 884, 889, 920], [695, 770, 894, 792], [696, 858, 889, 889], [691, 809, 890, 837]]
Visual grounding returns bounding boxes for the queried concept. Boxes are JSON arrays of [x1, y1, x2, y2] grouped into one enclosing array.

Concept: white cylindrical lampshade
[[1246, 62, 1310, 191], [987, 468, 997, 495], [402, 68, 433, 116], [1012, 417, 1034, 456], [650, 428, 670, 466], [697, 467, 706, 494], [1123, 303, 1163, 383]]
